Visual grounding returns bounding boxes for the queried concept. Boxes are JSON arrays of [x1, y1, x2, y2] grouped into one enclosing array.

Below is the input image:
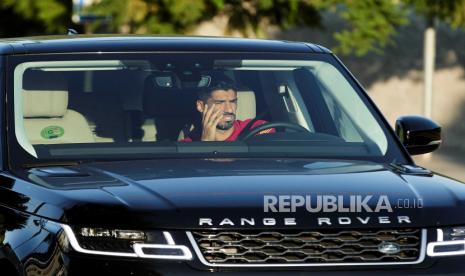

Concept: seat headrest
[[236, 90, 256, 120], [23, 90, 69, 118]]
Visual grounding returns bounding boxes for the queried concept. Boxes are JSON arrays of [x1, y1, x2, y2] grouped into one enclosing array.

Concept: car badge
[[378, 242, 401, 254]]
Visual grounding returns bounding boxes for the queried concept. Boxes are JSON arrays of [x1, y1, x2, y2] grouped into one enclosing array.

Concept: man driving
[[181, 81, 273, 142]]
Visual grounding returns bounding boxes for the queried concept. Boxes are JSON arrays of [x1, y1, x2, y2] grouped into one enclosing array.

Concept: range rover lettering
[[0, 36, 462, 275]]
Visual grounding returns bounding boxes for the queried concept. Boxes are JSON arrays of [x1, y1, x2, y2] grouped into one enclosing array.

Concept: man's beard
[[216, 113, 235, 130]]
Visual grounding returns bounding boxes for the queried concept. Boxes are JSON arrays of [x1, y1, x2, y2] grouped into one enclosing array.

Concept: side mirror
[[395, 116, 441, 155]]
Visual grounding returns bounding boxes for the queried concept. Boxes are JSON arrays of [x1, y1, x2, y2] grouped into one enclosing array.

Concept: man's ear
[[196, 100, 205, 113]]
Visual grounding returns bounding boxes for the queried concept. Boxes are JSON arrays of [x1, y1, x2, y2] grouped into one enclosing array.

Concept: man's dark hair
[[197, 80, 237, 102]]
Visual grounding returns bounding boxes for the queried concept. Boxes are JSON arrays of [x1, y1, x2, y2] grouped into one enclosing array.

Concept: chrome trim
[[186, 229, 427, 267], [61, 224, 138, 257], [437, 229, 444, 242], [163, 231, 176, 245], [133, 243, 193, 260], [427, 240, 465, 257], [427, 228, 465, 257], [59, 223, 193, 259]]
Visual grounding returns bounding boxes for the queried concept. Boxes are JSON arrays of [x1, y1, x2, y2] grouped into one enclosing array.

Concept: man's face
[[198, 89, 238, 130]]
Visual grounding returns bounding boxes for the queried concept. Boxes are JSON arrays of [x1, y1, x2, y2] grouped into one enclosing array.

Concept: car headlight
[[427, 227, 465, 257], [80, 227, 147, 240], [56, 223, 192, 260]]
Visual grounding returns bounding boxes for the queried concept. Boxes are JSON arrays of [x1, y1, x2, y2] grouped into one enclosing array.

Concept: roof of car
[[0, 35, 331, 55]]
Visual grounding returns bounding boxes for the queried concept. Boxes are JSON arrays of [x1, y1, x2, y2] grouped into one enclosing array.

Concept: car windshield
[[8, 52, 407, 165]]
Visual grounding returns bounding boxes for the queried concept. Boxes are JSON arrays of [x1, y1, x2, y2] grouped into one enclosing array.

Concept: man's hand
[[201, 104, 223, 141]]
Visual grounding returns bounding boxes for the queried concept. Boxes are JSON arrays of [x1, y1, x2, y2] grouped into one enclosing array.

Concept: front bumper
[[19, 233, 465, 276], [59, 255, 465, 275], [10, 217, 465, 275]]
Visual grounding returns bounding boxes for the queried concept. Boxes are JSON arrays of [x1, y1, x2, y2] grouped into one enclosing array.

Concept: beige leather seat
[[23, 90, 95, 144], [178, 90, 256, 140], [235, 90, 256, 120]]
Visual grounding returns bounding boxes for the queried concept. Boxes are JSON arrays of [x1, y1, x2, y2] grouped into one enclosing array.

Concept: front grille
[[192, 229, 422, 265]]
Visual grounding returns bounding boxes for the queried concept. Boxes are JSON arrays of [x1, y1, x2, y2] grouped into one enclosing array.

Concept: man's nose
[[224, 102, 234, 113]]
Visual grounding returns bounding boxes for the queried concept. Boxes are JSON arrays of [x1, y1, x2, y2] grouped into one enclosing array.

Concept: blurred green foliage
[[0, 0, 464, 57], [0, 0, 76, 36], [404, 0, 465, 27], [85, 0, 324, 37], [328, 0, 408, 56], [86, 0, 211, 34]]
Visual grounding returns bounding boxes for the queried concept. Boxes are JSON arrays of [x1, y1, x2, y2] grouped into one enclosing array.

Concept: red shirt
[[181, 119, 274, 142]]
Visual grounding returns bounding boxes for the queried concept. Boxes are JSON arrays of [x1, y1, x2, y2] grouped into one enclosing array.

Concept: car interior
[[9, 55, 396, 163], [20, 61, 315, 145], [14, 55, 390, 163]]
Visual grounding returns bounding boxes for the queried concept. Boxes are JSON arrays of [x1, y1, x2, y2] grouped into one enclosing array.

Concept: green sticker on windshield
[[40, 126, 64, 139]]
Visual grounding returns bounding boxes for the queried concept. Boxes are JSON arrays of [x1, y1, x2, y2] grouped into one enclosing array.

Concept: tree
[[0, 5, 45, 37], [85, 0, 324, 36], [85, 0, 409, 56], [0, 0, 78, 37], [326, 0, 408, 56], [208, 0, 323, 38], [84, 0, 214, 34], [403, 0, 465, 118]]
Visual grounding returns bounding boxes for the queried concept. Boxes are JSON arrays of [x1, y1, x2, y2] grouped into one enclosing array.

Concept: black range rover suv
[[0, 36, 462, 275]]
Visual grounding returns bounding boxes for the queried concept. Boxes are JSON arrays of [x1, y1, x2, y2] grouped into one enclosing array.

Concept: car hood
[[7, 158, 465, 229]]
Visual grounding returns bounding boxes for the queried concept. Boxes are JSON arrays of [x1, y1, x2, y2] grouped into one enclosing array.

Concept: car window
[[8, 53, 402, 164]]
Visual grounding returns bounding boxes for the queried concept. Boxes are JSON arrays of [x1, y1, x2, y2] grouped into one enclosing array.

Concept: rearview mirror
[[395, 116, 441, 155]]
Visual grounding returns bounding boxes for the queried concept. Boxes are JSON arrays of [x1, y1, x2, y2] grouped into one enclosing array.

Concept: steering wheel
[[240, 121, 309, 141]]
